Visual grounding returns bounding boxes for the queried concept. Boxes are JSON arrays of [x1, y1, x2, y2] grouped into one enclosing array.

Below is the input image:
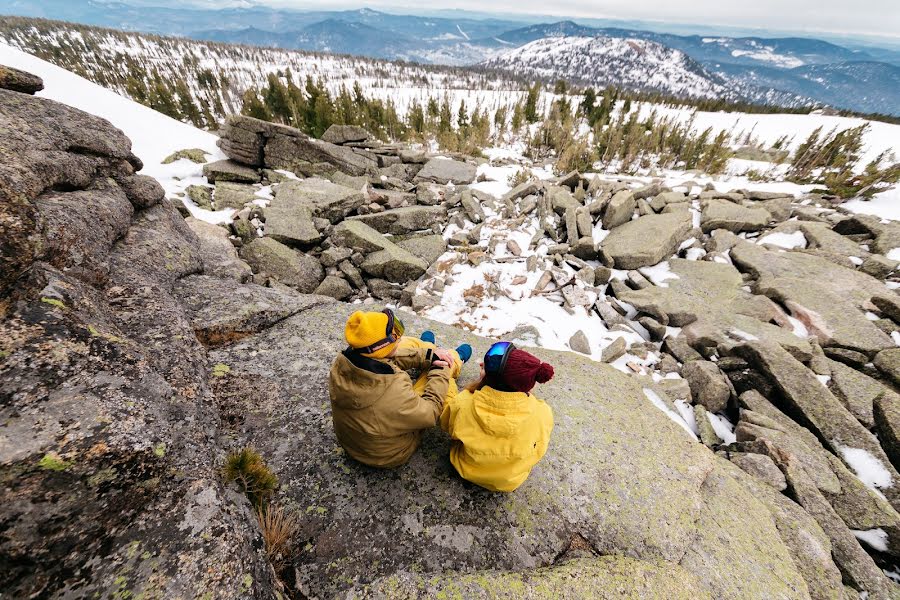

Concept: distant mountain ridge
[[0, 1, 897, 114]]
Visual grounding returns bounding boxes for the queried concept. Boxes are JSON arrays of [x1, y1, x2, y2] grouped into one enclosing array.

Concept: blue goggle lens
[[484, 341, 514, 373]]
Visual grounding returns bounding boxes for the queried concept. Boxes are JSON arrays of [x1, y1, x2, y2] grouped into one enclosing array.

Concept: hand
[[433, 348, 454, 366], [432, 359, 450, 369]]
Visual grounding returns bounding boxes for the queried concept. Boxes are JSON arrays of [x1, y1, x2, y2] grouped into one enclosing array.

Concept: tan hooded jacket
[[329, 342, 455, 468]]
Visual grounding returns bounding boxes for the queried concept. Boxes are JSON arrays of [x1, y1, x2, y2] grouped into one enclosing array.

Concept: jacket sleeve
[[391, 366, 452, 432], [440, 389, 469, 435], [390, 346, 433, 372]]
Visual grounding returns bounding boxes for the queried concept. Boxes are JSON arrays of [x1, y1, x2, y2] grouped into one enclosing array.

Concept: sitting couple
[[329, 309, 554, 492]]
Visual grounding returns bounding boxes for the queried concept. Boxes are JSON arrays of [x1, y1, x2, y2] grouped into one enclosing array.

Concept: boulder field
[[3, 68, 900, 599]]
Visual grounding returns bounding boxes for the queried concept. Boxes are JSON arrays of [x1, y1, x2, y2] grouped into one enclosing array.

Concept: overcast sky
[[249, 0, 900, 39]]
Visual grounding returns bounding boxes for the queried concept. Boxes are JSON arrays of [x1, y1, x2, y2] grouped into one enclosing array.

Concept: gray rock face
[[214, 181, 257, 209], [348, 205, 447, 235], [729, 453, 786, 491], [568, 330, 591, 354], [0, 64, 44, 94], [206, 304, 824, 599], [700, 198, 769, 233], [202, 159, 260, 184], [601, 212, 693, 269], [275, 177, 366, 223], [314, 275, 353, 300], [414, 157, 476, 185], [321, 124, 370, 145], [360, 244, 428, 283], [331, 220, 393, 253], [1, 91, 274, 598], [733, 340, 900, 512], [682, 360, 731, 413], [602, 190, 636, 229], [239, 237, 324, 293], [218, 115, 377, 176], [619, 259, 811, 359], [396, 234, 448, 267], [175, 274, 332, 346], [185, 217, 252, 282]]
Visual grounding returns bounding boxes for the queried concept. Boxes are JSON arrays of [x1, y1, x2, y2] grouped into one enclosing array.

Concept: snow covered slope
[[0, 44, 233, 223], [484, 36, 725, 100]]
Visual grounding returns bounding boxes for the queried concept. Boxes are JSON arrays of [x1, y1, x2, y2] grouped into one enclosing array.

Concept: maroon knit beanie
[[500, 348, 555, 394]]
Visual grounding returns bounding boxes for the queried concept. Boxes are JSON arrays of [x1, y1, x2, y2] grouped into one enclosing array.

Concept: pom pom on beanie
[[535, 362, 554, 384], [501, 348, 555, 394]]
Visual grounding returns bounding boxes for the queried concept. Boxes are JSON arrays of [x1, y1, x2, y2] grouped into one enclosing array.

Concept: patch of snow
[[729, 329, 759, 341], [787, 316, 809, 338], [852, 528, 889, 553], [838, 446, 893, 493], [892, 331, 900, 347], [817, 374, 831, 387], [639, 261, 680, 288], [674, 400, 698, 435], [757, 231, 807, 250], [707, 412, 737, 444], [849, 256, 864, 266], [888, 248, 900, 261], [642, 388, 698, 440]]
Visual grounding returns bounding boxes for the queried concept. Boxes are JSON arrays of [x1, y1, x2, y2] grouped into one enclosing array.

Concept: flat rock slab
[[184, 217, 251, 282], [414, 158, 476, 185], [213, 181, 256, 210], [321, 124, 370, 145], [362, 556, 713, 599], [360, 244, 428, 283], [348, 205, 447, 235], [274, 177, 366, 224], [734, 340, 900, 512], [396, 234, 448, 266], [202, 159, 260, 184], [602, 190, 636, 229], [174, 274, 332, 346], [700, 198, 769, 233], [619, 258, 811, 359], [208, 304, 821, 599], [757, 277, 893, 355], [0, 64, 44, 94], [239, 237, 323, 293], [331, 220, 393, 253], [601, 212, 692, 269]]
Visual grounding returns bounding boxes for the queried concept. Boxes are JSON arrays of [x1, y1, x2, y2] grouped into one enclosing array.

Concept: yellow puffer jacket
[[440, 385, 553, 492]]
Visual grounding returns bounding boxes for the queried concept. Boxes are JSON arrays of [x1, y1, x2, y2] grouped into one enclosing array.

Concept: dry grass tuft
[[257, 504, 299, 570]]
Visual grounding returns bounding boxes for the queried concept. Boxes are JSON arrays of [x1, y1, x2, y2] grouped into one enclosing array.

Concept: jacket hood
[[330, 352, 395, 410], [472, 386, 537, 438]]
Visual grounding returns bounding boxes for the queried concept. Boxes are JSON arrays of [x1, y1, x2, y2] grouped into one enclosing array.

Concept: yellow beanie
[[345, 311, 398, 358]]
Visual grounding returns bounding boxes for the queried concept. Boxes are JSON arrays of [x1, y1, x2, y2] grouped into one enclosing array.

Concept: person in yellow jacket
[[329, 309, 473, 468], [440, 342, 554, 492]]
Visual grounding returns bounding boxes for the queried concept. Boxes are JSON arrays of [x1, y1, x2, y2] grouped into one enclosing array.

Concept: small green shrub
[[39, 452, 71, 471], [507, 168, 535, 188], [223, 447, 277, 508]]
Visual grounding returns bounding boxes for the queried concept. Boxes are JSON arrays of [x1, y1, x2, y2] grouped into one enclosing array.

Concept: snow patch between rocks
[[642, 388, 698, 440], [852, 528, 889, 553], [838, 446, 893, 493], [757, 231, 807, 250]]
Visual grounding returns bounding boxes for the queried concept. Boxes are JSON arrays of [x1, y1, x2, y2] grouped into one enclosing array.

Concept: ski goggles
[[484, 341, 515, 375], [358, 308, 405, 355]]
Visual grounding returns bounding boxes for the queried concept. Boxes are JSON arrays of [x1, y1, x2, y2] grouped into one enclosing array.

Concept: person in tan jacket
[[329, 309, 472, 468]]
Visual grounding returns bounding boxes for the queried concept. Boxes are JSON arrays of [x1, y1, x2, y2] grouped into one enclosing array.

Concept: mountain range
[[0, 0, 897, 115]]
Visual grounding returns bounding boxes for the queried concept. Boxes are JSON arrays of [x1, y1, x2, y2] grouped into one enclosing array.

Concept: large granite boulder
[[602, 190, 636, 229], [273, 177, 366, 223], [239, 237, 324, 293], [700, 198, 770, 233], [184, 217, 252, 282], [618, 258, 811, 359], [321, 124, 370, 145], [347, 205, 447, 235], [0, 90, 274, 598], [217, 115, 377, 176], [360, 245, 429, 282], [414, 157, 477, 185], [0, 64, 44, 94], [206, 303, 838, 599], [202, 159, 260, 184], [601, 212, 693, 269]]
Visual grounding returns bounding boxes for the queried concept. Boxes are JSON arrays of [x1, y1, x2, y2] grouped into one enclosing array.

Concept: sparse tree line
[[2, 15, 896, 198]]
